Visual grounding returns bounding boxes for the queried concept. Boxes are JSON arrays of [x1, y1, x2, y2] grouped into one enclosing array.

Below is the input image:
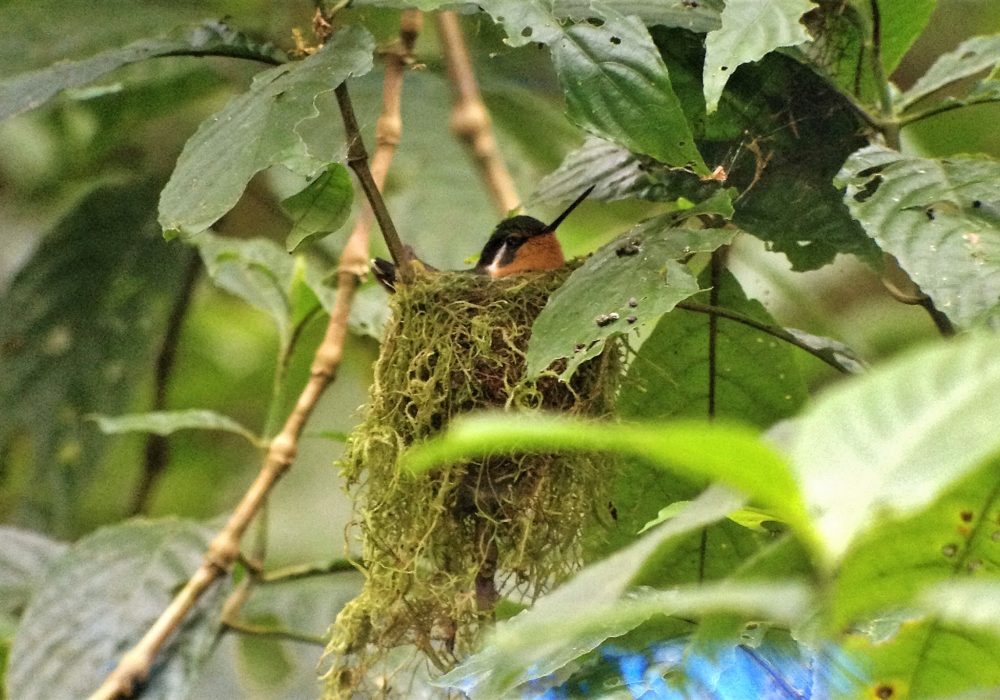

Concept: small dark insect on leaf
[[595, 313, 620, 327], [925, 208, 935, 221], [972, 200, 983, 208], [608, 501, 618, 520], [626, 315, 637, 324], [682, 0, 700, 7], [628, 297, 638, 308]]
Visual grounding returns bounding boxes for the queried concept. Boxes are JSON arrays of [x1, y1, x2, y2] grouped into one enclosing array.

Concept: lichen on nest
[[324, 265, 621, 697]]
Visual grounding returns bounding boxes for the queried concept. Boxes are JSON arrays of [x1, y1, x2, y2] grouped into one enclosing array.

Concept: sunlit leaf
[[0, 20, 285, 122], [89, 409, 260, 445], [282, 163, 354, 252], [790, 334, 1000, 565], [527, 194, 736, 380], [403, 413, 817, 549], [702, 0, 814, 113], [921, 580, 1000, 635], [6, 518, 229, 699], [552, 10, 707, 173], [837, 145, 1000, 327], [898, 34, 1000, 111], [158, 26, 374, 238], [831, 459, 1000, 629]]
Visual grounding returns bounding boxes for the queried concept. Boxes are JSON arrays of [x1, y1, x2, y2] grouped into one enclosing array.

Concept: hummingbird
[[372, 186, 594, 292]]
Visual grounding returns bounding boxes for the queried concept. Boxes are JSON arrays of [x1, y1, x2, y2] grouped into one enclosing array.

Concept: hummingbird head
[[475, 186, 594, 278]]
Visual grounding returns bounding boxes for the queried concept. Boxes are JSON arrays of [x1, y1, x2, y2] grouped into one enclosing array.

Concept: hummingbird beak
[[541, 185, 596, 234]]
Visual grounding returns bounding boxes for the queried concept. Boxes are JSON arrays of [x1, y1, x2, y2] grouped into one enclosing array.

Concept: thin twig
[[222, 619, 326, 647], [437, 11, 520, 215], [90, 13, 422, 700], [130, 252, 201, 515], [675, 301, 855, 374], [259, 558, 358, 584]]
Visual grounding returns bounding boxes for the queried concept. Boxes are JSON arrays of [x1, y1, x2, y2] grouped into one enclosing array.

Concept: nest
[[324, 266, 621, 698]]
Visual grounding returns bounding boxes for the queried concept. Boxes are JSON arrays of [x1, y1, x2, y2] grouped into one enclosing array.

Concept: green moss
[[324, 267, 620, 697]]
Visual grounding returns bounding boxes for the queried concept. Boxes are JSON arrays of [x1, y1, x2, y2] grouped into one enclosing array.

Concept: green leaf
[[837, 145, 1000, 327], [0, 528, 67, 617], [158, 26, 374, 238], [403, 413, 819, 552], [361, 1, 724, 41], [0, 182, 194, 534], [831, 459, 1000, 629], [282, 163, 354, 252], [843, 615, 1000, 699], [702, 0, 815, 114], [790, 334, 1000, 565], [434, 485, 745, 696], [0, 20, 286, 122], [526, 198, 737, 380], [193, 232, 308, 349], [6, 518, 229, 699], [619, 268, 808, 426], [88, 409, 260, 445], [552, 10, 708, 173], [898, 34, 1000, 111]]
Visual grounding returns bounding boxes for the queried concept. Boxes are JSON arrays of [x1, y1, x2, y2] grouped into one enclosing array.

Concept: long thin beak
[[542, 185, 596, 233]]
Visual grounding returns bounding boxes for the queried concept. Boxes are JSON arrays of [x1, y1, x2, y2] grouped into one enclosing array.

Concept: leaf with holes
[[703, 0, 815, 113], [837, 145, 1000, 328], [158, 26, 373, 238], [552, 10, 707, 173], [526, 192, 736, 380], [899, 34, 1000, 111]]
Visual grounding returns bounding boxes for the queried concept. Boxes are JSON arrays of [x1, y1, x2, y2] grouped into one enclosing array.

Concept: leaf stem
[[868, 0, 900, 149], [675, 301, 854, 374], [222, 618, 326, 646], [259, 558, 359, 583], [335, 82, 412, 282]]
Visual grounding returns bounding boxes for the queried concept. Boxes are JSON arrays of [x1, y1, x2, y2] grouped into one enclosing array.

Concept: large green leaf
[[0, 182, 193, 534], [837, 145, 1000, 328], [702, 0, 815, 113], [6, 518, 229, 700], [790, 334, 1000, 566], [0, 528, 67, 617], [158, 26, 374, 238], [898, 34, 1000, 111], [0, 21, 285, 122], [619, 268, 808, 426], [552, 10, 707, 173], [526, 194, 736, 380], [830, 458, 1000, 630]]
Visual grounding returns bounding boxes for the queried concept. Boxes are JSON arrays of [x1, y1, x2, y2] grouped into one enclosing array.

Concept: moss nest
[[324, 266, 620, 697]]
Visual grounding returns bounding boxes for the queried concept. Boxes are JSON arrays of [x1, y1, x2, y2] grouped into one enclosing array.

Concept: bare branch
[[437, 11, 520, 215], [89, 12, 422, 699]]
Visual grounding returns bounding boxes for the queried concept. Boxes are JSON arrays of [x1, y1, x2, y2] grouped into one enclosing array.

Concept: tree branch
[[90, 13, 422, 699], [437, 11, 520, 215]]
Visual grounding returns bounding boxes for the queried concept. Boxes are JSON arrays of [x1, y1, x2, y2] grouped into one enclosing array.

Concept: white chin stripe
[[485, 243, 507, 274]]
